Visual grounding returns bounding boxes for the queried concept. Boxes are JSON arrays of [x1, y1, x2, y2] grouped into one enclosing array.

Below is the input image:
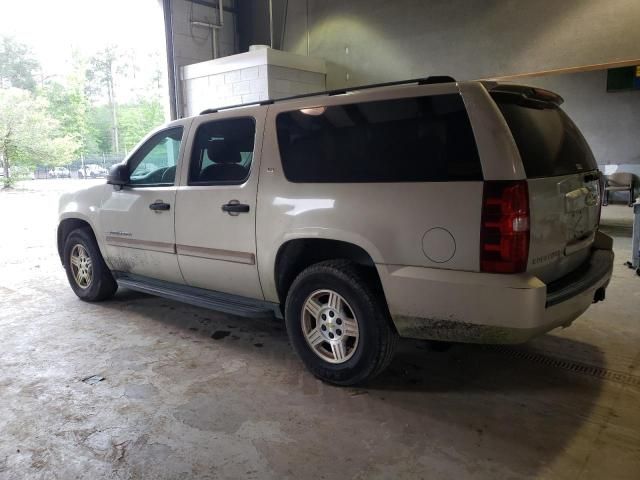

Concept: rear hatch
[[490, 85, 601, 284]]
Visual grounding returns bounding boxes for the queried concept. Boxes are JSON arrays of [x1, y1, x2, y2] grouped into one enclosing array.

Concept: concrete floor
[[1, 180, 639, 480]]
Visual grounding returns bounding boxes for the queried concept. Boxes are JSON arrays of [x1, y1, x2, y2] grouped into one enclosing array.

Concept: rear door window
[[188, 117, 255, 185], [276, 94, 482, 183], [492, 94, 597, 178]]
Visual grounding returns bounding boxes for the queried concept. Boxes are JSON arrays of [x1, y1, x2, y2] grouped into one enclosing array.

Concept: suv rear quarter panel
[[257, 84, 485, 303], [458, 81, 525, 181]]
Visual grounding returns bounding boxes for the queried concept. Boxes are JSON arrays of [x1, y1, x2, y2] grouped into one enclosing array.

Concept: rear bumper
[[545, 249, 612, 307], [378, 239, 614, 344]]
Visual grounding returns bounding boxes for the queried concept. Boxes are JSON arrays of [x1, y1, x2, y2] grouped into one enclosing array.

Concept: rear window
[[492, 95, 597, 178], [276, 94, 482, 183]]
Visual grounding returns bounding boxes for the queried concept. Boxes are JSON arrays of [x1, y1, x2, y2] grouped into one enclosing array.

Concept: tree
[[42, 81, 89, 156], [42, 81, 91, 158], [86, 105, 113, 154], [86, 46, 123, 153], [0, 88, 78, 187], [118, 99, 165, 153], [0, 36, 39, 91], [41, 52, 91, 155], [84, 46, 168, 155]]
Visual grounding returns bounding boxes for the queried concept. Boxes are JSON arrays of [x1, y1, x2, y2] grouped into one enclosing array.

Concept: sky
[[0, 0, 168, 102]]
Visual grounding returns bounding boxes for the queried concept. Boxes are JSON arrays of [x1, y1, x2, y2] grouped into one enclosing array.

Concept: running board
[[115, 273, 281, 318]]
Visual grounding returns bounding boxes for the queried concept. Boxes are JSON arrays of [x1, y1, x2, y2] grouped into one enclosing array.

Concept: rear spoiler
[[488, 84, 564, 107]]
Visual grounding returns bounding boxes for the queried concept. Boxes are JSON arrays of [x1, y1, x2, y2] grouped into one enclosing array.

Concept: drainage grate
[[485, 346, 640, 388]]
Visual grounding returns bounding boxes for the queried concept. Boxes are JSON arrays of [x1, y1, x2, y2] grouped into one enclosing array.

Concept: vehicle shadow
[[105, 289, 607, 397], [370, 335, 607, 392]]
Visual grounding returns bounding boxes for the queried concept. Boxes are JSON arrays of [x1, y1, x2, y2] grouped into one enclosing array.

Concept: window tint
[[276, 94, 482, 183], [189, 118, 256, 185], [129, 127, 183, 186], [492, 95, 597, 178]]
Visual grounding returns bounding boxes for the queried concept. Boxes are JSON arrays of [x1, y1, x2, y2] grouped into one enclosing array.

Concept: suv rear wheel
[[285, 260, 397, 385], [63, 227, 117, 301]]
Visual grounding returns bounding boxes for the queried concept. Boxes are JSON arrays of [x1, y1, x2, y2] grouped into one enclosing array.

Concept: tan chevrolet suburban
[[57, 77, 614, 385]]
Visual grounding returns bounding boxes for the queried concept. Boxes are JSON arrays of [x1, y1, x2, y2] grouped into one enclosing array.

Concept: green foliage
[[0, 88, 79, 177], [38, 50, 166, 156], [85, 105, 112, 153], [85, 46, 120, 102], [41, 80, 89, 156], [0, 35, 168, 164], [118, 99, 165, 152], [0, 36, 39, 92], [1, 176, 15, 189]]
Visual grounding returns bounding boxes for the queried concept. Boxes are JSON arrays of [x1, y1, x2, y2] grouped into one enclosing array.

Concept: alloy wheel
[[301, 289, 360, 364], [69, 244, 93, 289]]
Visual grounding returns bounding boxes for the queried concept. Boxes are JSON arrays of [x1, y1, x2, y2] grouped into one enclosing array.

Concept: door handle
[[149, 201, 171, 211], [222, 201, 250, 214]]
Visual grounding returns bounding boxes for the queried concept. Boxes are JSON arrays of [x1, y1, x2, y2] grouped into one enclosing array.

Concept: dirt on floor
[[1, 179, 639, 480]]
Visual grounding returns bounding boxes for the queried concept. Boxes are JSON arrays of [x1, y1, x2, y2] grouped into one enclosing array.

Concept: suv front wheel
[[285, 260, 397, 386], [63, 227, 117, 301]]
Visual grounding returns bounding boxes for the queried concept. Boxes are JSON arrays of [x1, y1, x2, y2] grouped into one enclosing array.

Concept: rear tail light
[[480, 180, 530, 273]]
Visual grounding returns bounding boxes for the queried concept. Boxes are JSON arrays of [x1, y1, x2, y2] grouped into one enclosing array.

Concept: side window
[[128, 127, 183, 186], [275, 94, 482, 183], [188, 117, 256, 185]]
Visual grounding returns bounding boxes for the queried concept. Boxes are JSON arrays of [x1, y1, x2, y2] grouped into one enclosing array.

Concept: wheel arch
[[57, 217, 97, 264], [274, 238, 385, 308]]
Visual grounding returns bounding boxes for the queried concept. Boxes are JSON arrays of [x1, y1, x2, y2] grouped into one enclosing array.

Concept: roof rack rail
[[199, 75, 456, 115]]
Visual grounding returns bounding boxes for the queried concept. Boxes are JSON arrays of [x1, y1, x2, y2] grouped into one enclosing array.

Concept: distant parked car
[[78, 164, 108, 179], [49, 167, 71, 178]]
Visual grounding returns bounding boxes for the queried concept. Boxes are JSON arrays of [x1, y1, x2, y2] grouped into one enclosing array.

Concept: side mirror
[[107, 163, 129, 186]]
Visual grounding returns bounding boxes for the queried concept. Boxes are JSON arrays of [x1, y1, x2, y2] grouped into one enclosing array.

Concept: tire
[[63, 227, 117, 301], [285, 260, 397, 386]]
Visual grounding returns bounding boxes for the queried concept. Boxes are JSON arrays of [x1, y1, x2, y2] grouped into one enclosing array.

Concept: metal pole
[[632, 199, 640, 269], [191, 2, 224, 59], [269, 0, 274, 48], [216, 0, 224, 58], [279, 0, 289, 50], [163, 0, 179, 120], [306, 0, 309, 55]]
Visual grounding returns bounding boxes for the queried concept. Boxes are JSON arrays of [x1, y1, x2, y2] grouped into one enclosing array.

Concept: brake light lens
[[480, 181, 530, 273]]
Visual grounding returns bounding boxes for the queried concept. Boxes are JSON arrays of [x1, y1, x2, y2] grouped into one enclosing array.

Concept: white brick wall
[[181, 49, 326, 116], [223, 70, 241, 84], [241, 66, 260, 81], [232, 81, 252, 95]]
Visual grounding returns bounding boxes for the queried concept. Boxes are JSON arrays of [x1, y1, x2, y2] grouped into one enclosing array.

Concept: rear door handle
[[149, 201, 171, 211], [222, 201, 250, 214]]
